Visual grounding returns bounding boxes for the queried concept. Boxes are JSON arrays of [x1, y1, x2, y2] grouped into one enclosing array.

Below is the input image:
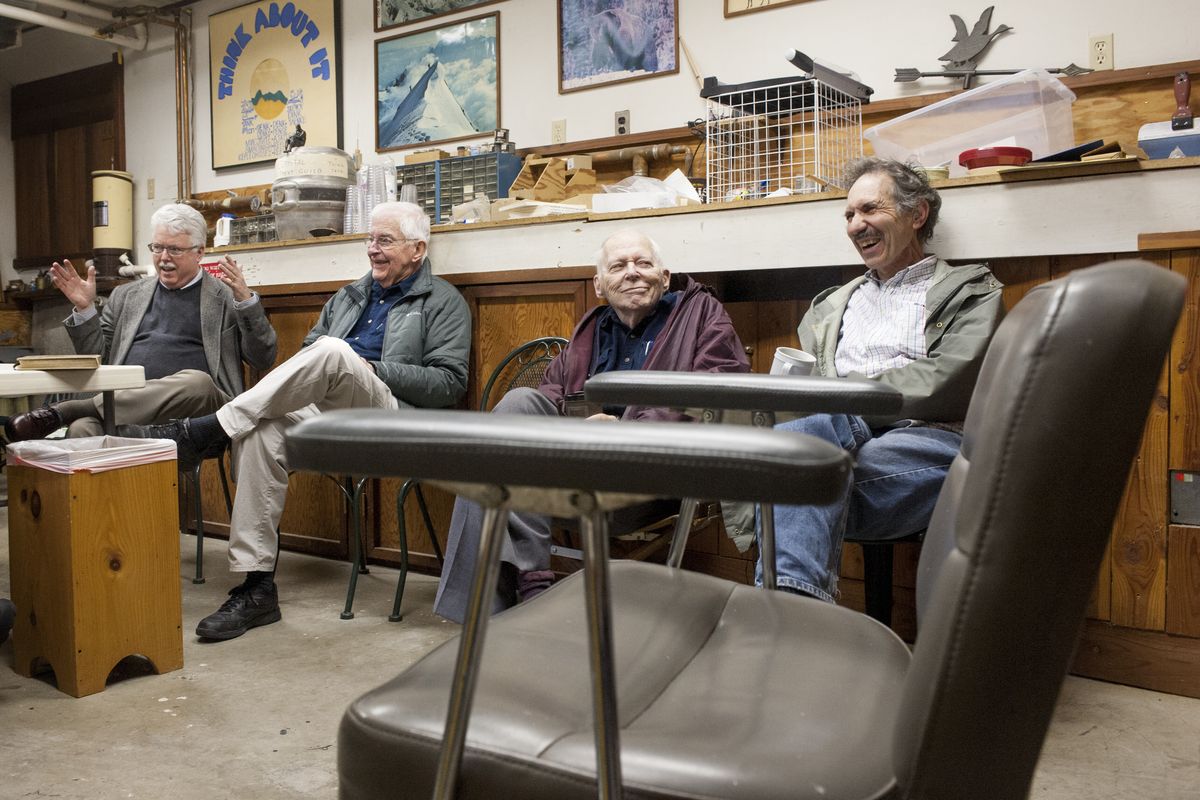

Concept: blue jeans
[[759, 414, 962, 602]]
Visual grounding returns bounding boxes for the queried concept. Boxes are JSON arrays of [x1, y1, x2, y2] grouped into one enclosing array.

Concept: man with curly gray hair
[[756, 157, 1003, 603]]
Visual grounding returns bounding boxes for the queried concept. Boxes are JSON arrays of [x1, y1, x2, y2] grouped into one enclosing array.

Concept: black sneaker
[[195, 581, 281, 641], [118, 419, 207, 470]]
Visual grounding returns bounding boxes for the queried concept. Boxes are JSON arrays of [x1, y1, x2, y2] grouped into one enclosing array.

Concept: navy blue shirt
[[343, 272, 420, 361], [590, 291, 679, 414]]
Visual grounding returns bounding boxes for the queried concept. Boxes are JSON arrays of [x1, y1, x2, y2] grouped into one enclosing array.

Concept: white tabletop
[[0, 364, 146, 398]]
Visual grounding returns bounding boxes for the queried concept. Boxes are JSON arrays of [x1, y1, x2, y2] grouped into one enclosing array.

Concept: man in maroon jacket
[[434, 228, 749, 621]]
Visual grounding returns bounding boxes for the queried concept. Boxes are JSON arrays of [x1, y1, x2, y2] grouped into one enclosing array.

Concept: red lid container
[[958, 146, 1033, 169]]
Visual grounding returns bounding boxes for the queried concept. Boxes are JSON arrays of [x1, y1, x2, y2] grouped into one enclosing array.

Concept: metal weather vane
[[895, 6, 1091, 90]]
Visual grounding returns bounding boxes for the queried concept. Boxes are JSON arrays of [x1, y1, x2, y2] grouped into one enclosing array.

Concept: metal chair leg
[[338, 476, 369, 620], [414, 483, 442, 563], [189, 463, 205, 584], [391, 478, 438, 622], [433, 499, 511, 800], [759, 502, 777, 591], [665, 497, 700, 569], [388, 500, 411, 623], [860, 542, 895, 626], [581, 505, 623, 799]]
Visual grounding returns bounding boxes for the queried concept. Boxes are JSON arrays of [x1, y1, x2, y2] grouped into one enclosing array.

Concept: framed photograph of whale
[[209, 0, 342, 170], [376, 0, 503, 32], [558, 0, 678, 94], [375, 12, 500, 152]]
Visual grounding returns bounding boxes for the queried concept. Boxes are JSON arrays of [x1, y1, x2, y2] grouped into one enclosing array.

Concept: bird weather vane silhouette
[[895, 5, 1091, 90]]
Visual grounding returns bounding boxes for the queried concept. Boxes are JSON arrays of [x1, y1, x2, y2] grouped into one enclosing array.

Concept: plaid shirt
[[835, 255, 938, 378]]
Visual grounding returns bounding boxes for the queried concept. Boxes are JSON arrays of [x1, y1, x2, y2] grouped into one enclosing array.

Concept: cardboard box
[[405, 149, 449, 165]]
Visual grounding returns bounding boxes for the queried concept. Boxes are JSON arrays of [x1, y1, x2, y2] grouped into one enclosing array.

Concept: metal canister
[[92, 170, 133, 279], [271, 146, 355, 241]]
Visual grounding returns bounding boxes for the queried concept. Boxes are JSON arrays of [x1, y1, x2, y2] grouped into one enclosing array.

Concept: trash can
[[6, 436, 181, 697]]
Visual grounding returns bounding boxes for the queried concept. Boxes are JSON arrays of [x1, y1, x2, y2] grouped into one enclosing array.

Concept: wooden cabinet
[[10, 60, 123, 270]]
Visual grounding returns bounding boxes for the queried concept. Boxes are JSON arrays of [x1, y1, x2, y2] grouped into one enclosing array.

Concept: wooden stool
[[8, 460, 183, 697]]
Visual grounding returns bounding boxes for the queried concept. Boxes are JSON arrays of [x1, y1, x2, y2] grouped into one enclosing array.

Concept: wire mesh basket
[[704, 75, 863, 203]]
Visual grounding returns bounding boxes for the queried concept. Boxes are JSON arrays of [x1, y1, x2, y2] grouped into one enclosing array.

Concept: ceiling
[[0, 1, 200, 50]]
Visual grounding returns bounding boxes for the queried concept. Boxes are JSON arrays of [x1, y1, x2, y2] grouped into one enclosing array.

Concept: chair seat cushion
[[339, 562, 911, 800]]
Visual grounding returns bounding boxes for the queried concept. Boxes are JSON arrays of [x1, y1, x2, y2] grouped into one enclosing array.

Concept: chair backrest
[[478, 336, 568, 411], [893, 260, 1184, 800]]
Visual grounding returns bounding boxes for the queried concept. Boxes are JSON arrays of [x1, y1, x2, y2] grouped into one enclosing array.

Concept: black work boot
[[195, 576, 281, 641]]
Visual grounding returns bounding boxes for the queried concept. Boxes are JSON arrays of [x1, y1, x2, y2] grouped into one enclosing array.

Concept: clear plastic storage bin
[[864, 69, 1077, 177]]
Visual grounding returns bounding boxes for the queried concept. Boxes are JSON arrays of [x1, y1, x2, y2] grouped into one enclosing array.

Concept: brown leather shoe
[[4, 406, 64, 442]]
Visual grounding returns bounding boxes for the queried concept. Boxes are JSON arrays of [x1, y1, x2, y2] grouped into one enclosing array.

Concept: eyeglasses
[[147, 243, 201, 257], [365, 234, 417, 250]]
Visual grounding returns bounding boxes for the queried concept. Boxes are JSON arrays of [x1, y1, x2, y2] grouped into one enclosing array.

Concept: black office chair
[[344, 336, 569, 621], [287, 259, 1183, 800]]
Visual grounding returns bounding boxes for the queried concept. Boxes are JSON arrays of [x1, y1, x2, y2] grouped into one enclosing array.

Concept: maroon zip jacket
[[538, 274, 750, 421]]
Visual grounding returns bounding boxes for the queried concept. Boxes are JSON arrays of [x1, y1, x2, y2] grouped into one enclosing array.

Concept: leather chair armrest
[[585, 370, 903, 416]]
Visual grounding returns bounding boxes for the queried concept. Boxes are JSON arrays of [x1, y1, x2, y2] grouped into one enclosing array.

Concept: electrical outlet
[[614, 109, 630, 136], [1089, 34, 1114, 71], [551, 118, 567, 144], [147, 177, 155, 200]]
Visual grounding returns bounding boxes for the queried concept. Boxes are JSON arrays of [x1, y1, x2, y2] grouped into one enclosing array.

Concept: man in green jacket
[[763, 157, 1003, 602], [124, 201, 471, 640]]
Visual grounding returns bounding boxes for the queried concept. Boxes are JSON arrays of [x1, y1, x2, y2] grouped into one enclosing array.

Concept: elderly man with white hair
[[121, 201, 471, 642], [4, 202, 277, 441], [434, 227, 750, 622]]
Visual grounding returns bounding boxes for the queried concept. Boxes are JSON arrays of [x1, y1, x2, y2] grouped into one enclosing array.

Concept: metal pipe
[[26, 0, 112, 24], [183, 196, 261, 213], [0, 0, 146, 49], [588, 143, 693, 177], [174, 10, 192, 201]]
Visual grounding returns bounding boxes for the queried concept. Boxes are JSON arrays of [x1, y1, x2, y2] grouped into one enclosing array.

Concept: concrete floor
[[2, 511, 1199, 799]]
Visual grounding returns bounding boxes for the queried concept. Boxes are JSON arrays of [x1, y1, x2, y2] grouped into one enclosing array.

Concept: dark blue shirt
[[590, 291, 679, 414], [343, 272, 420, 361]]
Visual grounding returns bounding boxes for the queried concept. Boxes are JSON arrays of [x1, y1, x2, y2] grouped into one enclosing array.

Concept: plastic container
[[214, 213, 234, 247], [864, 69, 1076, 177]]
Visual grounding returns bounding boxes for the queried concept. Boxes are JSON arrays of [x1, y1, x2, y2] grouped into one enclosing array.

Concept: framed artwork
[[209, 0, 341, 170], [558, 0, 678, 94], [724, 0, 814, 17], [375, 12, 499, 152], [376, 0, 503, 32]]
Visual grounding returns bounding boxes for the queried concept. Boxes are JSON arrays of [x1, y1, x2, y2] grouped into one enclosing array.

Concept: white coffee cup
[[770, 346, 816, 376]]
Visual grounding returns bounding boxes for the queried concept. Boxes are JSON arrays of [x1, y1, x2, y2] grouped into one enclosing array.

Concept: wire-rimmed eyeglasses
[[147, 243, 201, 257]]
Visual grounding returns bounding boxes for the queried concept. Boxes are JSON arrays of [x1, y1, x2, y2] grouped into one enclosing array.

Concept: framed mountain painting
[[375, 12, 499, 152]]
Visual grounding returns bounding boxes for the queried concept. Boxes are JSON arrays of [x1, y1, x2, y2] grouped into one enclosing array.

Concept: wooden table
[[0, 364, 146, 434]]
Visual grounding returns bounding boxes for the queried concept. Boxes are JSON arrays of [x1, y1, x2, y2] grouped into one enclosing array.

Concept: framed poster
[[375, 12, 499, 152], [724, 0, 814, 17], [558, 0, 678, 94], [209, 0, 342, 170], [376, 0, 503, 32]]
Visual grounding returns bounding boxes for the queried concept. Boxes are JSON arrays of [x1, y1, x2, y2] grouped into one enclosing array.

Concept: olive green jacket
[[799, 258, 1004, 426]]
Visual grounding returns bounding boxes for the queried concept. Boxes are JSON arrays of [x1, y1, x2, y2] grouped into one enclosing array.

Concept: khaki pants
[[66, 369, 228, 437], [217, 337, 398, 572]]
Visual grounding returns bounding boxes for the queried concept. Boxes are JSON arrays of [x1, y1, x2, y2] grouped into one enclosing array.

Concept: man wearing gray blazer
[[3, 203, 277, 441]]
